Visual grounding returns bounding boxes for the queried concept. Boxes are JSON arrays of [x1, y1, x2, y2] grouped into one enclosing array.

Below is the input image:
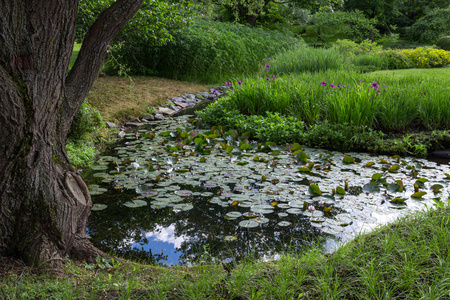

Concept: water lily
[[308, 205, 315, 212]]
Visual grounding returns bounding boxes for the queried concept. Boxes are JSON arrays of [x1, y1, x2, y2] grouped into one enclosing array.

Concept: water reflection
[[87, 182, 325, 265]]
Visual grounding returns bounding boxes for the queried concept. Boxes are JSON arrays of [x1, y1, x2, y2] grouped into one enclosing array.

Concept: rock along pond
[[85, 115, 450, 266]]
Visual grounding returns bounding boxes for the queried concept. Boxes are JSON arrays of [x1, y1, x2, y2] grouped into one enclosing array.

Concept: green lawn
[[369, 67, 450, 81]]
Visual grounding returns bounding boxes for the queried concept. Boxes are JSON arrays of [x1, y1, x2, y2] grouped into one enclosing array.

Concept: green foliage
[[200, 67, 450, 146], [269, 46, 346, 76], [68, 101, 104, 140], [436, 36, 450, 50], [400, 47, 450, 68], [379, 49, 415, 69], [76, 0, 194, 46], [332, 39, 383, 55], [308, 10, 380, 43], [66, 140, 97, 169], [407, 7, 450, 44], [104, 19, 303, 83], [349, 53, 389, 72]]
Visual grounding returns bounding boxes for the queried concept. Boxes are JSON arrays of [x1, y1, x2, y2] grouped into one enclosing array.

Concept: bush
[[68, 101, 105, 140], [379, 50, 415, 69], [407, 7, 450, 44], [436, 36, 450, 51], [332, 39, 383, 56], [400, 47, 450, 68], [104, 19, 303, 83], [309, 10, 379, 43]]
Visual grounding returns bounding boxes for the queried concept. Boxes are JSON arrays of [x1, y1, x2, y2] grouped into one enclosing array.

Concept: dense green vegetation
[[103, 19, 303, 83]]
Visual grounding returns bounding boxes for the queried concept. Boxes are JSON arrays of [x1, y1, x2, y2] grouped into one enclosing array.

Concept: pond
[[85, 115, 450, 266]]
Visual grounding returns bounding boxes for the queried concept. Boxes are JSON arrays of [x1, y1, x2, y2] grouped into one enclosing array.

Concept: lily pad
[[175, 190, 193, 197], [277, 221, 292, 227], [123, 200, 147, 208], [91, 204, 107, 211], [239, 220, 259, 228], [225, 211, 243, 219]]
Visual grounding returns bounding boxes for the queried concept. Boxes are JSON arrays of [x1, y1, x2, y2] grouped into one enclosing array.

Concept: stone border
[[108, 86, 231, 138]]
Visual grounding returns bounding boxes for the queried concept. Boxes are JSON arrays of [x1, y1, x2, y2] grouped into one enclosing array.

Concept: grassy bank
[[2, 202, 450, 299], [198, 64, 450, 156]]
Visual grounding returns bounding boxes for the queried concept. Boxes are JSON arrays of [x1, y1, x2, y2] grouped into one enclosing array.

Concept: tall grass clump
[[105, 19, 303, 83], [268, 47, 346, 75], [218, 69, 450, 132]]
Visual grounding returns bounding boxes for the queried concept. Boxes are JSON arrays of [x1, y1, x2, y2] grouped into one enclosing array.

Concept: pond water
[[85, 115, 450, 266]]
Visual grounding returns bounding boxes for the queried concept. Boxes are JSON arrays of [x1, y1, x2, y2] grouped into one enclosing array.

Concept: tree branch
[[63, 0, 144, 132]]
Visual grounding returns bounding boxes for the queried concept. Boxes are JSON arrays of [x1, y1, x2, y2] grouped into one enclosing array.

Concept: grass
[[2, 202, 450, 299], [86, 76, 210, 123]]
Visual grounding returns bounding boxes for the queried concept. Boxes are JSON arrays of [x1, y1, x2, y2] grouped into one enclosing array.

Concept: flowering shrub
[[400, 48, 450, 68]]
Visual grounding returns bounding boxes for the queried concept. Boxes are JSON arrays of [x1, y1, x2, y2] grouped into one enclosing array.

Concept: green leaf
[[342, 155, 355, 164], [390, 197, 407, 204], [411, 191, 427, 198], [295, 150, 309, 163], [336, 186, 346, 195], [431, 184, 444, 193], [239, 143, 252, 150], [309, 184, 322, 196], [298, 166, 311, 172], [415, 178, 428, 187], [288, 143, 302, 152], [388, 164, 400, 172], [364, 162, 375, 167], [372, 173, 383, 181]]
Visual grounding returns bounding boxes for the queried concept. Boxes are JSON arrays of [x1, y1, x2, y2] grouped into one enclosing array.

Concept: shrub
[[332, 39, 383, 56], [400, 47, 450, 68], [68, 101, 105, 140], [436, 36, 450, 51], [309, 10, 379, 43], [379, 50, 415, 69], [104, 19, 303, 83], [407, 7, 450, 44]]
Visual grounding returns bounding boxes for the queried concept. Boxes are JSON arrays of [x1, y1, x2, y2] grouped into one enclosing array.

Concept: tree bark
[[0, 0, 144, 268]]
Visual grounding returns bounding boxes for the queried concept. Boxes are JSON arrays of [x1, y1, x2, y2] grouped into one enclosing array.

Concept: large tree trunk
[[0, 0, 143, 268]]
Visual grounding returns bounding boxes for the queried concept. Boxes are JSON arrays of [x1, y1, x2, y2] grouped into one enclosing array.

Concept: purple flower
[[369, 99, 373, 102], [321, 81, 327, 86], [262, 59, 266, 61], [346, 86, 349, 88], [360, 80, 364, 82], [330, 84, 336, 88], [213, 89, 218, 93], [272, 75, 278, 79], [265, 77, 270, 81], [238, 80, 242, 85], [265, 64, 270, 68], [337, 85, 343, 88], [268, 58, 271, 60]]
